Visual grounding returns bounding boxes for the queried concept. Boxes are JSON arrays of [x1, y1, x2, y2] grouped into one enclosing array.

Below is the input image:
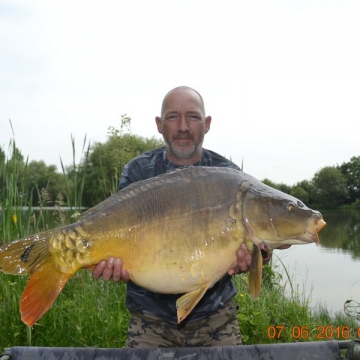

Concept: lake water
[[273, 209, 360, 314]]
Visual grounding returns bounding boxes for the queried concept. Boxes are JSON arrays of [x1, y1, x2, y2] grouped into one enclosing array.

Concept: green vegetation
[[1, 118, 359, 351], [1, 263, 358, 350], [80, 115, 164, 206], [235, 265, 359, 345], [0, 115, 164, 211], [0, 271, 129, 349], [263, 157, 360, 210]]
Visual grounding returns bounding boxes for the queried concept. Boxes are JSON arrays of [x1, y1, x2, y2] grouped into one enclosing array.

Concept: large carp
[[0, 167, 326, 326]]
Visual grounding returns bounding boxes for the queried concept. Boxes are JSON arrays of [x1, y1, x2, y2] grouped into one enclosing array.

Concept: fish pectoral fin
[[176, 283, 209, 324], [248, 245, 263, 299], [20, 260, 73, 327], [0, 234, 50, 275]]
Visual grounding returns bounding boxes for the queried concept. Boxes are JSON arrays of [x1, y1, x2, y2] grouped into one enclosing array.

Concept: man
[[92, 86, 256, 347]]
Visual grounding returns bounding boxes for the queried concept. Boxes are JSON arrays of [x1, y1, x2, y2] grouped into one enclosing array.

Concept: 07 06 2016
[[267, 325, 360, 340]]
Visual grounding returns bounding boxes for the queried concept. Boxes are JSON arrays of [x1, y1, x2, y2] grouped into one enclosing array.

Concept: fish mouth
[[243, 215, 327, 250], [297, 218, 326, 244]]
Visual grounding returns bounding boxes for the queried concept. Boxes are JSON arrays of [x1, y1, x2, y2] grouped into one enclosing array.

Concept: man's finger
[[102, 257, 115, 281], [92, 260, 106, 279], [112, 258, 123, 282]]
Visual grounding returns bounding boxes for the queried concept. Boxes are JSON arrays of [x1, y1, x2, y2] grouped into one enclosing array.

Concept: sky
[[1, 0, 359, 185]]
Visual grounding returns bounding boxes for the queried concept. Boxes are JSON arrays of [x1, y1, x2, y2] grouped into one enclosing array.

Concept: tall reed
[[60, 135, 90, 211], [0, 138, 32, 243], [0, 135, 91, 350]]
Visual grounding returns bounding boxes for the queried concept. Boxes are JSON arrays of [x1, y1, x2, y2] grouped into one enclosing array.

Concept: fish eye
[[287, 202, 296, 212]]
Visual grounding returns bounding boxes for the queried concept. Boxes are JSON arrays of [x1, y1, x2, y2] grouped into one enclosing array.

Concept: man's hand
[[227, 243, 292, 276], [91, 257, 130, 282], [228, 243, 252, 275]]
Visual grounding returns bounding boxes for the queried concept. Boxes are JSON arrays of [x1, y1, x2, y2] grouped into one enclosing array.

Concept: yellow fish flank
[[0, 167, 326, 326]]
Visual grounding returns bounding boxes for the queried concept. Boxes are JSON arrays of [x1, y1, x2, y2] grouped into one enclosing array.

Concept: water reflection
[[320, 210, 360, 259], [274, 210, 360, 313]]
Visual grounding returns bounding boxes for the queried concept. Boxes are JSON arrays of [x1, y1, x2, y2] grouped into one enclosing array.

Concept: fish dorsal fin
[[176, 283, 209, 323], [248, 245, 263, 299], [20, 260, 73, 326]]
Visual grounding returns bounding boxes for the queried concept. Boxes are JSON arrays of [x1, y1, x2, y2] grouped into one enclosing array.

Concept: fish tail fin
[[176, 283, 209, 323], [21, 260, 73, 326], [0, 230, 53, 275], [0, 229, 75, 326], [248, 245, 263, 299]]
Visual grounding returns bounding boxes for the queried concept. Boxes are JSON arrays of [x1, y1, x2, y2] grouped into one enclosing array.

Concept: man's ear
[[155, 116, 163, 134], [205, 116, 211, 134]]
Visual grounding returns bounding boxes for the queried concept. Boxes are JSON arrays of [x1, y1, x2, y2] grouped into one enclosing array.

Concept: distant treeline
[[262, 157, 359, 209], [1, 116, 359, 211]]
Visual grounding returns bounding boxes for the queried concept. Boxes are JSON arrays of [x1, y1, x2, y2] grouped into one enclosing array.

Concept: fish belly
[[129, 242, 240, 294]]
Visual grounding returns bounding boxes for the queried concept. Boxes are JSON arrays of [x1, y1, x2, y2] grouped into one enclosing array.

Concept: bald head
[[160, 86, 205, 118], [155, 85, 211, 165]]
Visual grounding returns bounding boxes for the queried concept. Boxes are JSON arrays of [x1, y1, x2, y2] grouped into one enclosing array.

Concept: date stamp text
[[267, 325, 360, 340]]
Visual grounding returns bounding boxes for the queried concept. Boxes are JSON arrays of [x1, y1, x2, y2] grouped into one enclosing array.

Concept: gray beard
[[168, 142, 197, 160], [164, 132, 205, 160]]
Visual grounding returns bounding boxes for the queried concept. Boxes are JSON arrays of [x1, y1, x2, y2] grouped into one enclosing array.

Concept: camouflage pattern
[[120, 146, 241, 190], [125, 300, 241, 348]]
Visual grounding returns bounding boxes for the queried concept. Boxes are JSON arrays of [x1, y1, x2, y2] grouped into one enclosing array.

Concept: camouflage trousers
[[125, 300, 241, 348]]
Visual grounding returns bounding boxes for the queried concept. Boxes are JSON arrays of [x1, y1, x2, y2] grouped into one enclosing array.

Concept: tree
[[338, 156, 360, 205], [81, 116, 163, 206], [262, 178, 277, 189], [26, 160, 66, 206], [0, 147, 6, 197], [0, 147, 5, 166], [311, 166, 349, 208], [290, 186, 309, 205], [291, 179, 318, 206], [0, 141, 27, 207], [262, 178, 292, 195]]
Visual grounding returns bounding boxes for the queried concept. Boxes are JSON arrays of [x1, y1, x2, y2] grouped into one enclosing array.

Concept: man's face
[[155, 89, 211, 164]]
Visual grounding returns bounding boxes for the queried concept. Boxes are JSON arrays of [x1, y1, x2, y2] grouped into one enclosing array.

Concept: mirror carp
[[0, 167, 326, 326]]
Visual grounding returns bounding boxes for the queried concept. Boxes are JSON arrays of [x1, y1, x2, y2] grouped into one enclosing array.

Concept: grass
[[1, 266, 358, 351], [0, 271, 129, 349], [234, 265, 359, 345], [1, 137, 359, 352]]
